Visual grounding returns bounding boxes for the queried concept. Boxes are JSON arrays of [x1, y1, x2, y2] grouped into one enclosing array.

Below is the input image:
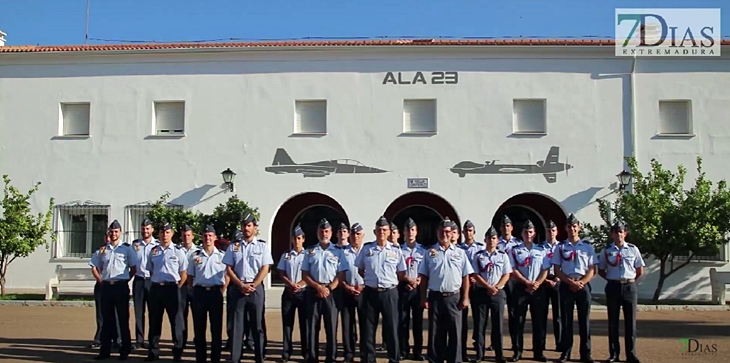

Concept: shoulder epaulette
[[133, 239, 142, 244], [362, 241, 374, 247], [627, 243, 636, 248], [257, 239, 267, 243], [196, 249, 204, 256]]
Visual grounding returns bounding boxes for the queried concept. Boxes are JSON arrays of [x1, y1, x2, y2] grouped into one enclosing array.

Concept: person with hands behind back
[[399, 218, 426, 361], [338, 222, 366, 363], [277, 225, 310, 363]]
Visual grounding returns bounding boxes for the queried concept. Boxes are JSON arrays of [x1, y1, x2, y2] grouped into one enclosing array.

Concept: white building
[[1, 37, 729, 300]]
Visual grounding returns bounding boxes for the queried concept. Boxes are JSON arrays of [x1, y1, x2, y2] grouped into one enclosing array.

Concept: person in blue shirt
[[398, 218, 426, 361], [301, 218, 347, 363], [179, 224, 200, 351], [89, 232, 121, 350], [498, 215, 520, 353], [509, 220, 551, 362], [277, 224, 309, 363], [145, 221, 189, 362], [90, 220, 138, 361], [418, 217, 474, 363], [337, 222, 365, 363], [188, 224, 228, 363], [223, 213, 274, 363], [459, 220, 485, 362], [132, 218, 158, 349], [471, 226, 511, 363], [551, 214, 597, 363], [597, 221, 644, 363], [541, 220, 562, 352]]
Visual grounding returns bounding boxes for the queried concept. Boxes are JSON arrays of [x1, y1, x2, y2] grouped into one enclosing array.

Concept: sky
[[0, 0, 728, 46]]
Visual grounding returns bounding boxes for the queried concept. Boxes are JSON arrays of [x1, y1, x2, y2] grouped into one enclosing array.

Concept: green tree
[[207, 195, 260, 241], [146, 193, 204, 244], [584, 157, 730, 302], [0, 175, 55, 296]]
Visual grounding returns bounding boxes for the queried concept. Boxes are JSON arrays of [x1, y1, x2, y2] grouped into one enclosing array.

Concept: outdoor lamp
[[617, 170, 633, 191], [221, 168, 236, 192]]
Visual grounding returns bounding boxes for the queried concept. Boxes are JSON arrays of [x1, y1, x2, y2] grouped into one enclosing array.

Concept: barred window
[[124, 203, 183, 242], [54, 202, 110, 259]]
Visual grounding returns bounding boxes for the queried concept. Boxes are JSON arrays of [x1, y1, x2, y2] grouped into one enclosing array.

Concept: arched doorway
[[491, 193, 567, 243], [383, 191, 460, 247], [271, 192, 349, 283]]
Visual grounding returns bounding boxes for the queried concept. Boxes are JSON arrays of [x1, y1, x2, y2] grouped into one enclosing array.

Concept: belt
[[135, 276, 150, 280], [195, 285, 223, 290], [429, 290, 459, 297], [102, 280, 125, 285], [368, 285, 396, 292], [152, 282, 178, 286], [609, 278, 635, 284]]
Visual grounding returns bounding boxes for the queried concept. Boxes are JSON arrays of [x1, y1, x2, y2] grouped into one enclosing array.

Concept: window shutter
[[403, 99, 436, 133], [62, 103, 91, 136], [294, 100, 327, 133], [513, 99, 546, 133], [658, 101, 691, 134], [155, 102, 185, 134]]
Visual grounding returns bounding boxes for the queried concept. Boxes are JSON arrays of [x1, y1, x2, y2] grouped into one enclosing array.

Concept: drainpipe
[[626, 55, 638, 195]]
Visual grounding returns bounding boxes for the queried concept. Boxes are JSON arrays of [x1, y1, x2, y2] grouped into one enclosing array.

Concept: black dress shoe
[[556, 354, 569, 363], [495, 357, 507, 363], [88, 342, 101, 349], [143, 355, 158, 362], [377, 346, 386, 352], [626, 357, 641, 363], [413, 353, 425, 361], [118, 354, 128, 361], [580, 357, 595, 363], [93, 355, 110, 360], [278, 356, 290, 363], [606, 355, 619, 362], [534, 355, 548, 362], [485, 346, 494, 352], [172, 355, 182, 363], [509, 352, 522, 362]]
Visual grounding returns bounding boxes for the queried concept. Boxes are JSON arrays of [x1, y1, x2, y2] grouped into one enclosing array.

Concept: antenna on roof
[[84, 0, 91, 45]]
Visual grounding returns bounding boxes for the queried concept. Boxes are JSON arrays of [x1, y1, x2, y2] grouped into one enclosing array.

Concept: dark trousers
[[544, 283, 561, 350], [460, 287, 475, 359], [192, 285, 224, 363], [559, 282, 592, 359], [306, 288, 338, 363], [148, 283, 184, 358], [427, 291, 462, 363], [398, 285, 424, 357], [133, 276, 152, 345], [471, 287, 505, 360], [336, 288, 361, 360], [226, 284, 235, 347], [281, 289, 309, 360], [99, 282, 132, 357], [94, 282, 121, 344], [231, 284, 266, 363], [504, 280, 516, 349], [180, 284, 194, 349], [244, 303, 269, 351], [512, 284, 547, 355], [605, 281, 638, 360], [362, 287, 399, 363]]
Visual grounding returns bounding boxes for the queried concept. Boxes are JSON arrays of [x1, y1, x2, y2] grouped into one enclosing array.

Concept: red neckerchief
[[512, 248, 531, 267], [560, 242, 576, 261], [545, 242, 556, 260], [604, 247, 622, 267], [405, 256, 414, 266], [479, 253, 494, 273]]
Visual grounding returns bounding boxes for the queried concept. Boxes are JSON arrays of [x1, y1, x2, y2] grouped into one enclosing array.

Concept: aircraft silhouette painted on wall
[[450, 146, 573, 183], [265, 148, 389, 178]]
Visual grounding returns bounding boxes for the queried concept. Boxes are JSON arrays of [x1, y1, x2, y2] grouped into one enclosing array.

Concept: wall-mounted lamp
[[221, 168, 236, 192], [617, 170, 633, 191]]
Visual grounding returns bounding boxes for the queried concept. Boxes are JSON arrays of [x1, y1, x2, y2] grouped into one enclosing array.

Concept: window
[[512, 99, 547, 134], [124, 203, 182, 242], [154, 101, 185, 135], [658, 100, 692, 135], [59, 102, 91, 136], [54, 202, 110, 258], [294, 100, 327, 134], [403, 99, 437, 134]]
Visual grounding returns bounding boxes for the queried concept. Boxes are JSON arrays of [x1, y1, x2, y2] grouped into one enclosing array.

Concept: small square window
[[154, 101, 185, 135], [294, 100, 327, 134], [403, 99, 437, 134], [60, 103, 91, 136], [658, 100, 692, 135], [512, 99, 547, 134]]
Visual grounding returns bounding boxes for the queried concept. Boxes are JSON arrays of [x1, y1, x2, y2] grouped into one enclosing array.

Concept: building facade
[[1, 39, 729, 300]]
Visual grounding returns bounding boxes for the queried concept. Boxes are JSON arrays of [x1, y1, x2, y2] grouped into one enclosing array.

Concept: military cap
[[567, 213, 580, 225], [452, 221, 460, 231], [404, 218, 416, 229], [292, 224, 304, 237], [501, 215, 512, 225], [241, 212, 257, 225], [523, 219, 535, 230], [338, 222, 349, 231], [234, 229, 243, 241], [141, 219, 153, 227], [547, 220, 557, 229], [390, 223, 399, 232], [108, 220, 122, 230], [610, 221, 627, 232], [375, 216, 389, 227], [181, 224, 192, 232], [318, 218, 331, 229], [350, 222, 363, 233], [160, 220, 173, 231], [204, 224, 216, 234], [439, 217, 453, 229], [463, 220, 475, 230], [485, 226, 499, 237]]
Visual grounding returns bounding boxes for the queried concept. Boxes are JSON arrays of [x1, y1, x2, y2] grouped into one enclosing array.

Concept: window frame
[[59, 102, 92, 138], [512, 98, 547, 135], [657, 99, 694, 136], [53, 202, 110, 260], [293, 99, 328, 135], [153, 101, 186, 137], [123, 203, 183, 242], [402, 98, 437, 135]]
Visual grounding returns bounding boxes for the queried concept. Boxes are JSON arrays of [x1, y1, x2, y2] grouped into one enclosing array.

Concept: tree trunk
[[652, 258, 667, 303], [0, 276, 5, 296]]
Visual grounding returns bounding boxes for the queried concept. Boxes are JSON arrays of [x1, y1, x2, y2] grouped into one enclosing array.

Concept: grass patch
[[0, 293, 98, 301]]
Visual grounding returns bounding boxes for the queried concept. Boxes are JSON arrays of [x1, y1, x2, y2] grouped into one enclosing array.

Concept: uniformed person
[[90, 233, 121, 350], [336, 222, 351, 248], [277, 224, 309, 363], [509, 220, 550, 362], [597, 221, 643, 363], [223, 213, 273, 363], [146, 221, 189, 362], [188, 225, 228, 363], [225, 229, 244, 350], [355, 216, 406, 363], [451, 222, 461, 245], [389, 222, 401, 246], [376, 221, 400, 353], [418, 217, 474, 363], [398, 218, 426, 361], [338, 222, 365, 363], [180, 224, 200, 350], [471, 226, 510, 363], [541, 221, 562, 352], [459, 220, 485, 361], [132, 219, 158, 349], [90, 220, 137, 361], [301, 218, 346, 363], [551, 214, 597, 363], [498, 215, 520, 352]]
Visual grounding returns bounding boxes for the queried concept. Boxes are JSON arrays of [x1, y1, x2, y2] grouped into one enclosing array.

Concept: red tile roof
[[0, 38, 670, 53]]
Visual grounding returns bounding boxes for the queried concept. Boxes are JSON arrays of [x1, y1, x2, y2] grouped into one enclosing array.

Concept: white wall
[[0, 46, 728, 300]]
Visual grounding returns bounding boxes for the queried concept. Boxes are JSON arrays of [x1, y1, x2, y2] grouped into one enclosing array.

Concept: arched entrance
[[491, 193, 567, 243], [271, 192, 349, 283], [383, 191, 460, 247]]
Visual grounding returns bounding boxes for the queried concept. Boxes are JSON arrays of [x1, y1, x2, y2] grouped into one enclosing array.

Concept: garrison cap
[[486, 226, 499, 237], [241, 212, 257, 225], [452, 221, 460, 231], [204, 224, 216, 234], [463, 220, 475, 230], [404, 218, 416, 229], [318, 218, 331, 230], [338, 222, 349, 231], [567, 213, 580, 225], [160, 220, 173, 231], [181, 224, 192, 232], [109, 220, 122, 230], [141, 219, 153, 227], [234, 229, 243, 241], [547, 220, 557, 229], [523, 219, 535, 230], [350, 223, 363, 233], [501, 215, 512, 225], [611, 221, 627, 232], [375, 216, 389, 227], [292, 224, 304, 237], [390, 223, 399, 232], [439, 217, 453, 229]]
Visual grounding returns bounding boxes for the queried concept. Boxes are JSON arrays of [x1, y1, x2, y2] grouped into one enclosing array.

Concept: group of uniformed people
[[87, 209, 644, 363]]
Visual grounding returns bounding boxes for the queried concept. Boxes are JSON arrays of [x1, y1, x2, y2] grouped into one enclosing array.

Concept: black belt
[[135, 276, 150, 280], [194, 285, 223, 290], [367, 285, 396, 292], [152, 282, 178, 286], [429, 290, 459, 297], [608, 279, 635, 284], [102, 280, 126, 285]]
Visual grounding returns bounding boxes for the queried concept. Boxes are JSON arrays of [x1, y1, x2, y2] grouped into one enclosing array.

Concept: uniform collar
[[289, 248, 305, 255], [563, 239, 586, 246], [436, 243, 454, 252], [401, 242, 420, 250]]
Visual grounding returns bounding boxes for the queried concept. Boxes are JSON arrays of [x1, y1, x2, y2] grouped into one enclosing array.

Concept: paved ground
[[0, 306, 728, 363]]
